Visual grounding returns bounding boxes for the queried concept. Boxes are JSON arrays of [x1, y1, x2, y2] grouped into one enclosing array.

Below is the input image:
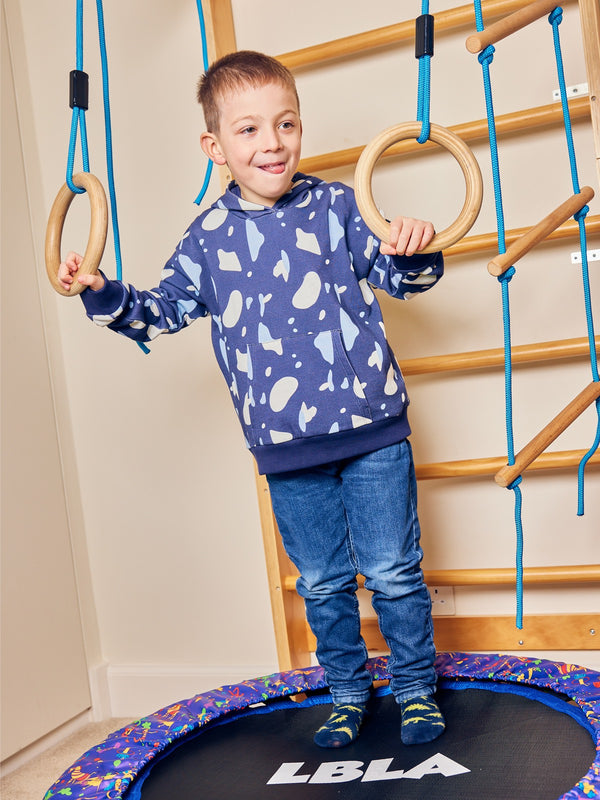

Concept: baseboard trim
[[107, 662, 279, 718], [88, 661, 111, 722]]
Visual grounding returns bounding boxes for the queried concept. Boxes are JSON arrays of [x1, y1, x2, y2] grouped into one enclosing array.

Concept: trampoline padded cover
[[137, 685, 595, 800]]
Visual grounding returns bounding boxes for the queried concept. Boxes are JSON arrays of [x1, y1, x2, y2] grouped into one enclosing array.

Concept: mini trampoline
[[44, 652, 600, 800]]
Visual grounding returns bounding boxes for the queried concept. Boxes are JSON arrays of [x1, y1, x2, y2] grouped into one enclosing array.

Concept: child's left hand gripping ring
[[45, 172, 108, 296], [355, 121, 483, 253]]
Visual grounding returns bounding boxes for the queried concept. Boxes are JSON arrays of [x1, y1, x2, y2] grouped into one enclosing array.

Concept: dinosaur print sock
[[313, 703, 367, 748], [399, 695, 445, 745]]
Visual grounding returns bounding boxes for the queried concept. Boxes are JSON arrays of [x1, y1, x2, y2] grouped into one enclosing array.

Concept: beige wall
[[3, 0, 599, 735]]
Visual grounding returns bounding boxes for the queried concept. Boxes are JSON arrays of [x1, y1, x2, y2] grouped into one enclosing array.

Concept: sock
[[400, 695, 445, 745], [313, 703, 367, 748]]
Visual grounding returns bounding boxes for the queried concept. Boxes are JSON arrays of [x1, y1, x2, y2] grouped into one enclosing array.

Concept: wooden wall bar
[[277, 0, 576, 71], [400, 336, 600, 376], [444, 213, 600, 257], [416, 448, 600, 480], [299, 96, 591, 175], [283, 564, 600, 592]]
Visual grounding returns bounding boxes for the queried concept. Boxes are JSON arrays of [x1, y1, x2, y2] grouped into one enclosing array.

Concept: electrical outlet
[[429, 586, 455, 616]]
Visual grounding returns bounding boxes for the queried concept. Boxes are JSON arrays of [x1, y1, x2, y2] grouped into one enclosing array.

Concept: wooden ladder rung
[[445, 213, 600, 258], [466, 0, 563, 53], [417, 447, 600, 480], [400, 335, 600, 376], [283, 564, 600, 591], [495, 380, 600, 487], [488, 187, 595, 276], [277, 0, 576, 70], [298, 96, 591, 175]]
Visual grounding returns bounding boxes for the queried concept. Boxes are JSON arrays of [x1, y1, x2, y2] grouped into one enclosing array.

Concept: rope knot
[[498, 265, 516, 284], [548, 7, 563, 25], [478, 45, 495, 66], [574, 205, 589, 222], [507, 475, 522, 490]]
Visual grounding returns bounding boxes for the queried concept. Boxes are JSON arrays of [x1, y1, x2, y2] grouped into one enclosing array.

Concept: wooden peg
[[488, 186, 595, 276], [495, 380, 600, 487], [466, 0, 562, 53]]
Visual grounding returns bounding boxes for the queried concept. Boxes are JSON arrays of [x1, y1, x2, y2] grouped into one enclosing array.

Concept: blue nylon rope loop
[[415, 0, 432, 144], [473, 0, 523, 628], [549, 7, 600, 507], [194, 0, 214, 205], [96, 0, 149, 355], [95, 0, 122, 283], [66, 0, 89, 193], [416, 56, 431, 143]]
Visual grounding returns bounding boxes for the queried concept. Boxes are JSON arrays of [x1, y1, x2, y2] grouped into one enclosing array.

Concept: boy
[[59, 50, 445, 748]]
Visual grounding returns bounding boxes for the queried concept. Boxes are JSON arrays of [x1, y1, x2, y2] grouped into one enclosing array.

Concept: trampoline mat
[[136, 685, 595, 799]]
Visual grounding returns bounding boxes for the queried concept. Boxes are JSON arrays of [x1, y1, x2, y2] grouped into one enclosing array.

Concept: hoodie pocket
[[240, 330, 372, 447]]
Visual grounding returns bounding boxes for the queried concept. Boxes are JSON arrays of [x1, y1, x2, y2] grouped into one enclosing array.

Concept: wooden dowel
[[488, 187, 595, 276], [466, 0, 561, 53], [283, 564, 599, 591], [445, 213, 600, 258], [298, 96, 590, 175], [400, 336, 599, 375], [277, 0, 575, 70], [417, 447, 600, 480], [495, 381, 600, 486], [426, 564, 600, 585]]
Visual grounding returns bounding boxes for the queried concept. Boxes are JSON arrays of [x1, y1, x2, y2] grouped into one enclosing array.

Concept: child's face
[[201, 81, 302, 207]]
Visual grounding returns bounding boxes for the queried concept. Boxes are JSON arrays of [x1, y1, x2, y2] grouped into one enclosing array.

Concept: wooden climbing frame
[[203, 0, 600, 671]]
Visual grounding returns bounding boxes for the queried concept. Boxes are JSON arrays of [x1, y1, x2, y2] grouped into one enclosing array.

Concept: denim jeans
[[266, 440, 436, 705]]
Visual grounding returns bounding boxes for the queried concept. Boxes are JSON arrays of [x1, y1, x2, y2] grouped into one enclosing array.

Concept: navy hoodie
[[82, 173, 443, 473]]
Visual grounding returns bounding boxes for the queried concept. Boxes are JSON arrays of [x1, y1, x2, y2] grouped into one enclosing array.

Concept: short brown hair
[[197, 50, 299, 132]]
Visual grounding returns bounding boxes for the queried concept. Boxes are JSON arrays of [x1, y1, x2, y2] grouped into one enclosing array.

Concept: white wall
[[4, 0, 599, 728], [5, 0, 278, 721]]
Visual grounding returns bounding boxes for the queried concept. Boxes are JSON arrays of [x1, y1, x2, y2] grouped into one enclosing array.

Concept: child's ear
[[200, 132, 227, 166]]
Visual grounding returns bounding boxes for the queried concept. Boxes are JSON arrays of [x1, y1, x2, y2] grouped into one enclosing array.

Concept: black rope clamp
[[415, 14, 434, 58], [69, 69, 89, 110]]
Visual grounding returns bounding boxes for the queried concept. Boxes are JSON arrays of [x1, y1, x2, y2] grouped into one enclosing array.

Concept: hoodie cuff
[[80, 271, 127, 318]]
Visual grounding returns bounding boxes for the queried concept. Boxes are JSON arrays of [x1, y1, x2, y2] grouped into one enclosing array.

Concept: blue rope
[[416, 0, 431, 143], [95, 0, 122, 283], [548, 8, 600, 514], [66, 0, 89, 193], [194, 0, 214, 205], [473, 1, 524, 629], [65, 1, 149, 353]]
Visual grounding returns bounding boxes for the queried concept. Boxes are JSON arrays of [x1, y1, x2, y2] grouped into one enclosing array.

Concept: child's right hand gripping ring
[[45, 171, 108, 296], [355, 121, 483, 253]]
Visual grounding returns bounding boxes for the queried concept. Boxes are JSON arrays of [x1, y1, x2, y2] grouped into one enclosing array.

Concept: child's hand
[[58, 251, 105, 292], [380, 216, 435, 257]]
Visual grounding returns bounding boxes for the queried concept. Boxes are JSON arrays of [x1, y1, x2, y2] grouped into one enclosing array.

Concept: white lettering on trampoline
[[266, 753, 470, 785]]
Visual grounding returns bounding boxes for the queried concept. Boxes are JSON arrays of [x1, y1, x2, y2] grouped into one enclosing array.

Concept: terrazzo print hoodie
[[82, 174, 443, 474]]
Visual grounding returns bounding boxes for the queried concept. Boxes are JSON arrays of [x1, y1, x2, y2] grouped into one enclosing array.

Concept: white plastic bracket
[[571, 249, 600, 264], [552, 82, 588, 101]]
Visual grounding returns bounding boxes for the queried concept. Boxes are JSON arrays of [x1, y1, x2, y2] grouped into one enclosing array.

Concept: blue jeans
[[266, 440, 436, 705]]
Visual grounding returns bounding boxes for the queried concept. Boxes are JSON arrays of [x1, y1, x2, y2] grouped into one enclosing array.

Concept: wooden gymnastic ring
[[354, 121, 483, 253], [45, 172, 108, 297]]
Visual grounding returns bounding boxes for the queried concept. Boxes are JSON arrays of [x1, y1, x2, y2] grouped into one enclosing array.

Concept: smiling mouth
[[259, 162, 286, 174]]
